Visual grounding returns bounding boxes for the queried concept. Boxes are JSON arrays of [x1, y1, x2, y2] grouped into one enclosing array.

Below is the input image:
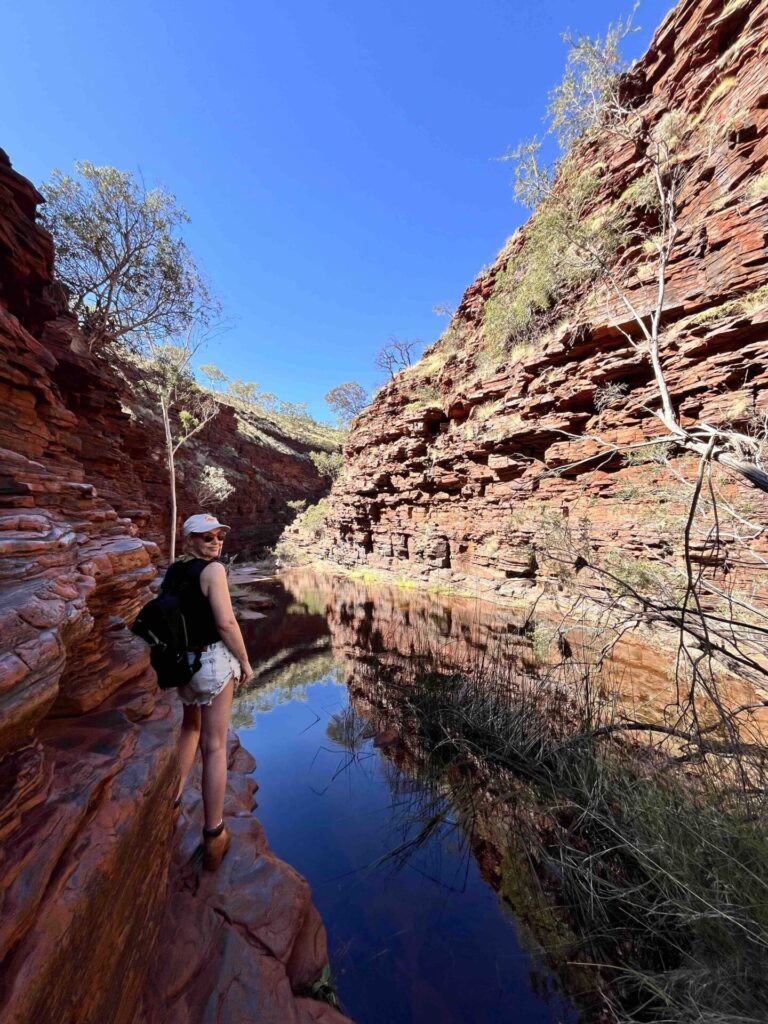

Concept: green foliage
[[486, 14, 652, 355], [404, 384, 442, 412], [306, 963, 341, 1010], [612, 480, 643, 502], [689, 301, 742, 327], [228, 379, 260, 405], [40, 161, 218, 352], [623, 441, 672, 466], [547, 12, 637, 150], [530, 623, 557, 663], [310, 449, 344, 480], [384, 653, 768, 1024], [136, 342, 219, 456], [194, 464, 235, 506], [126, 337, 220, 560], [300, 498, 329, 538], [324, 381, 369, 426], [218, 374, 341, 454], [688, 284, 768, 330], [594, 380, 627, 412], [747, 172, 768, 201], [199, 362, 228, 389], [485, 162, 628, 351], [274, 498, 331, 566], [703, 75, 738, 111], [603, 551, 671, 595], [617, 170, 657, 211]]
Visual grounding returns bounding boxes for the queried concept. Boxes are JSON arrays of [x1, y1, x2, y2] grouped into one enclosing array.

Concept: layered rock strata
[[0, 155, 331, 565], [286, 0, 768, 618], [144, 734, 350, 1024], [0, 151, 348, 1022]]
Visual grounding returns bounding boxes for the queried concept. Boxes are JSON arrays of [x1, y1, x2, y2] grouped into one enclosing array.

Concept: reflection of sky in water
[[236, 653, 578, 1024]]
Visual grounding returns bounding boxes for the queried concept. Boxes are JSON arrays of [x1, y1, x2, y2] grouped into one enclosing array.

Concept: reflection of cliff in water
[[239, 570, 591, 1015], [340, 671, 596, 1015], [276, 568, 768, 731], [239, 577, 331, 673], [281, 567, 541, 668]]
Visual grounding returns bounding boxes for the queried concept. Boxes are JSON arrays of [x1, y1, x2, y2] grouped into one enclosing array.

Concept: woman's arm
[[201, 561, 253, 680]]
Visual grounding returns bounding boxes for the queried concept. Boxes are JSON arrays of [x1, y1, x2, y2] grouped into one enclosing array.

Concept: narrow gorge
[[284, 0, 768, 624], [2, 0, 768, 1021], [0, 151, 348, 1023]]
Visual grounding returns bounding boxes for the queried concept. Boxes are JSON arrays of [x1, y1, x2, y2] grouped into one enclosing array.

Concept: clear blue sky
[[4, 0, 673, 420]]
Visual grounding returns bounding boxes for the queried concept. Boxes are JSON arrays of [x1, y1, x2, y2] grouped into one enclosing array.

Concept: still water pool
[[233, 571, 578, 1024]]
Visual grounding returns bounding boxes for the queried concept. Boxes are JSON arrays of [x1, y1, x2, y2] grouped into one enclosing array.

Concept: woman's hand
[[239, 660, 253, 683]]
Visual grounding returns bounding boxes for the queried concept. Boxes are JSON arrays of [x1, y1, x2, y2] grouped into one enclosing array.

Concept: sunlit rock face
[[290, 0, 768, 605], [0, 152, 349, 1023], [0, 157, 327, 568]]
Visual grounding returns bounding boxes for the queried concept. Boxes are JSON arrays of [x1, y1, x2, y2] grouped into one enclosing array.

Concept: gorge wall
[[0, 147, 332, 562], [285, 0, 768, 618], [0, 152, 348, 1022]]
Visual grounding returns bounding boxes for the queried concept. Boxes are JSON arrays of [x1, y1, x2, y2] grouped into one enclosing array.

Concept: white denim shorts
[[178, 642, 241, 706]]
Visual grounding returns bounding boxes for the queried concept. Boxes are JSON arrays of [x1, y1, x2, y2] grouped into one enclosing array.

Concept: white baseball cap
[[181, 513, 231, 537]]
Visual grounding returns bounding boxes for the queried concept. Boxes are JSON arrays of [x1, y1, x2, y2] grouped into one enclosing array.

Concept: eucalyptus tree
[[139, 332, 220, 560], [40, 161, 219, 353], [325, 381, 369, 426]]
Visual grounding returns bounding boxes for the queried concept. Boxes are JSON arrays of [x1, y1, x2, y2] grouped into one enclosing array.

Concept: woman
[[168, 512, 253, 871]]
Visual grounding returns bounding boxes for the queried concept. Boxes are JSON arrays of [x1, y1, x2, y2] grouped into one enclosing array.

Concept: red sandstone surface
[[0, 153, 330, 564], [0, 153, 350, 1022], [286, 0, 768, 616]]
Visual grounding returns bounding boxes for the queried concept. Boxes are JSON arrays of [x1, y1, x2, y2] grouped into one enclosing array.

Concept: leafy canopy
[[40, 161, 219, 351], [325, 381, 369, 426], [487, 11, 641, 351]]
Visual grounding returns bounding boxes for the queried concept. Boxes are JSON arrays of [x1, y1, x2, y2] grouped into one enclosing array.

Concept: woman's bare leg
[[176, 702, 202, 802], [199, 678, 234, 830]]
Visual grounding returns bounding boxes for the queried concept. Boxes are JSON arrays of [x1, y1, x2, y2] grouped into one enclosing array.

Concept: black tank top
[[161, 558, 222, 648]]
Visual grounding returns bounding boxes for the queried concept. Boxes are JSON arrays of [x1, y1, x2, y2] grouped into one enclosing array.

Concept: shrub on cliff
[[40, 161, 219, 353], [325, 381, 369, 427], [310, 450, 343, 481], [194, 464, 236, 507]]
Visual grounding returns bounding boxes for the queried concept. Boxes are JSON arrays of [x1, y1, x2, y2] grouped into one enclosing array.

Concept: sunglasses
[[199, 532, 227, 543]]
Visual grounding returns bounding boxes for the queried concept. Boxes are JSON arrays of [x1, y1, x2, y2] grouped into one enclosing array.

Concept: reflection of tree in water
[[374, 725, 478, 893], [286, 587, 330, 618], [231, 651, 344, 729], [321, 678, 480, 895], [325, 703, 370, 752]]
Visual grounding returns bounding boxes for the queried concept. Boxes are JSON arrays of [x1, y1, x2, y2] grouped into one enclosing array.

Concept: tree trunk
[[161, 397, 177, 562]]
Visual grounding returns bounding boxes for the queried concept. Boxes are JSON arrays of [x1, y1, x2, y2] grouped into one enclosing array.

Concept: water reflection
[[234, 571, 580, 1024]]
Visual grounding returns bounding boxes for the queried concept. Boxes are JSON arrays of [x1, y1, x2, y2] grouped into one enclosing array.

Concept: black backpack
[[132, 562, 203, 690]]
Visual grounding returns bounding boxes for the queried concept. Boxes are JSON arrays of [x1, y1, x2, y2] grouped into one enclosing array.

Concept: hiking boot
[[203, 822, 231, 871]]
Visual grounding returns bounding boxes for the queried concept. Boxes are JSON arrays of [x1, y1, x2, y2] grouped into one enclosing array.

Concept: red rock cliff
[[289, 0, 768, 612], [0, 148, 332, 562], [0, 151, 349, 1023]]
